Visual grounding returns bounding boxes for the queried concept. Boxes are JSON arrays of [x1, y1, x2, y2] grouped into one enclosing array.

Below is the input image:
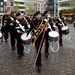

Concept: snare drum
[[48, 31, 59, 42], [0, 32, 2, 39], [21, 33, 32, 45], [61, 26, 69, 35]]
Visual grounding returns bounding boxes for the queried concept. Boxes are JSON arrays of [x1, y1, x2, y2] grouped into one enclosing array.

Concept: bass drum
[[61, 26, 69, 35], [48, 31, 59, 42], [21, 33, 32, 45]]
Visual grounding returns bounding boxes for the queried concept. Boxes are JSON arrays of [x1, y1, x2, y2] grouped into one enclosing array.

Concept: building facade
[[46, 0, 72, 17], [34, 0, 47, 13], [0, 0, 4, 13], [3, 0, 47, 14], [46, 0, 59, 17]]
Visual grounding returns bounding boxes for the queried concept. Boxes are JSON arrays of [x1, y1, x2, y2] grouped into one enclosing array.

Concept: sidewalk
[[0, 24, 75, 75]]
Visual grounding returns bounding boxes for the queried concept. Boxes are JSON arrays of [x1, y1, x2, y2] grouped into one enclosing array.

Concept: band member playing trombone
[[27, 11, 46, 72], [55, 12, 67, 46], [43, 10, 56, 58]]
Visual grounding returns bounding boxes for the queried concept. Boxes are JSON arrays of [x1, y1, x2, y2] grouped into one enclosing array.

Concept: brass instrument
[[32, 19, 48, 45]]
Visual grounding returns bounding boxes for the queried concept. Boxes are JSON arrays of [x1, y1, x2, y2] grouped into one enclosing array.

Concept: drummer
[[43, 10, 56, 58], [55, 12, 67, 46], [15, 12, 27, 58]]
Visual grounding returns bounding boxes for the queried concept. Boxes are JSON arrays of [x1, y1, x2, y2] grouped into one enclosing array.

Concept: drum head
[[48, 31, 59, 38], [61, 26, 69, 35], [21, 33, 31, 41], [61, 26, 69, 31], [0, 32, 2, 38]]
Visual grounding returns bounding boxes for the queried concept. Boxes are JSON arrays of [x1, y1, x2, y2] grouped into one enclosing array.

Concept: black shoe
[[18, 55, 22, 59], [37, 66, 42, 73], [21, 53, 24, 56], [11, 47, 15, 50], [60, 44, 63, 46], [5, 40, 8, 43], [45, 53, 49, 58]]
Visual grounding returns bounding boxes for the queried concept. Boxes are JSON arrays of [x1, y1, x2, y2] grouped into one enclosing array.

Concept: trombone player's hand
[[32, 36, 36, 44], [32, 36, 36, 40]]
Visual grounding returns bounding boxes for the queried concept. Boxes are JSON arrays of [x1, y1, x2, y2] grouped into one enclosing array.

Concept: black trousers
[[16, 34, 24, 55], [35, 33, 44, 67], [44, 29, 50, 54], [2, 27, 8, 40], [58, 29, 62, 44], [9, 30, 15, 47]]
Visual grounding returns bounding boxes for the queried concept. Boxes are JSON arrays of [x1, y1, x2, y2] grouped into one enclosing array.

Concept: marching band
[[0, 10, 70, 73]]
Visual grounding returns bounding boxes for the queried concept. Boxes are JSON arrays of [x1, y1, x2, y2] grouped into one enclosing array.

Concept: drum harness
[[10, 17, 25, 32]]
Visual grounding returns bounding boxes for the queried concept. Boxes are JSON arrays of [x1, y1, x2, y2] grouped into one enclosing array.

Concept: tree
[[26, 3, 35, 15], [70, 0, 75, 13], [66, 0, 75, 13], [11, 2, 19, 12]]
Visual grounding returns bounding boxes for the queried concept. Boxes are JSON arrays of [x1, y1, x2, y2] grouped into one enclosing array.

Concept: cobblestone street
[[0, 24, 75, 75]]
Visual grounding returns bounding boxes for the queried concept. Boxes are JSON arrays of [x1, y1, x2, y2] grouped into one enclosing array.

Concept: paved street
[[0, 24, 75, 75]]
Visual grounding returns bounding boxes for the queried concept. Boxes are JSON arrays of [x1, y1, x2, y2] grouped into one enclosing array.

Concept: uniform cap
[[16, 12, 21, 16], [33, 11, 40, 16], [43, 10, 49, 16]]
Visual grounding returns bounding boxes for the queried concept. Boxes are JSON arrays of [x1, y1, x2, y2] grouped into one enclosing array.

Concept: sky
[[4, 0, 7, 1]]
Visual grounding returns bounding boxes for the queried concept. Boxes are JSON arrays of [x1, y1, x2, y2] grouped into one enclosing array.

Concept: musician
[[22, 12, 31, 31], [7, 12, 16, 50], [2, 13, 9, 43], [43, 10, 56, 58], [15, 12, 27, 58], [55, 12, 66, 46], [27, 11, 45, 72]]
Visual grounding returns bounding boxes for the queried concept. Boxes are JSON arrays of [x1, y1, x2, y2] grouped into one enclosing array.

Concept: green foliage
[[12, 2, 19, 12], [62, 0, 75, 13], [27, 4, 35, 15]]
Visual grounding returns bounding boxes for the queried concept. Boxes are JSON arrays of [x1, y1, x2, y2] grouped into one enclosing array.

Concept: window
[[4, 2, 7, 6], [10, 2, 13, 6], [1, 7, 3, 11], [1, 2, 3, 5]]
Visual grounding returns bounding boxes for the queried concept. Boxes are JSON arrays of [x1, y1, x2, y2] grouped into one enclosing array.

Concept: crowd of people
[[0, 10, 68, 73]]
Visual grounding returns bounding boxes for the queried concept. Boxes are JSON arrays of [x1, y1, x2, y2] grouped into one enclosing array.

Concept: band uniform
[[2, 14, 9, 42], [55, 12, 66, 46], [7, 12, 16, 50], [43, 10, 56, 58], [27, 11, 46, 72], [15, 12, 28, 58]]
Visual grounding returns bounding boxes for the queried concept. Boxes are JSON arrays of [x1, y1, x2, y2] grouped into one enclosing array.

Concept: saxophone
[[32, 19, 48, 45]]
